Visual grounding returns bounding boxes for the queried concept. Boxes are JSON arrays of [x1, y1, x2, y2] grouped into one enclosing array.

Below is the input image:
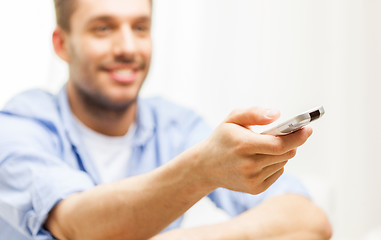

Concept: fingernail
[[307, 127, 313, 136], [265, 109, 279, 119]]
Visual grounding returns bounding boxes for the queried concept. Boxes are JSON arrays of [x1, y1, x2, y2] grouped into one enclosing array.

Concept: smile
[[107, 68, 139, 84]]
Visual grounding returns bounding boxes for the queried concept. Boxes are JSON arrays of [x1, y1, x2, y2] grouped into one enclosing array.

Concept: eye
[[90, 24, 115, 36], [136, 25, 147, 31], [134, 24, 150, 36], [95, 25, 111, 32]]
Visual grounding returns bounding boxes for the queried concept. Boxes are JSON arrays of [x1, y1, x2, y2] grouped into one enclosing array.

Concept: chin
[[108, 93, 139, 108]]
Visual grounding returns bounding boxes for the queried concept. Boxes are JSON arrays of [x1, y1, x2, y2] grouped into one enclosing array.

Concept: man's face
[[65, 0, 152, 110]]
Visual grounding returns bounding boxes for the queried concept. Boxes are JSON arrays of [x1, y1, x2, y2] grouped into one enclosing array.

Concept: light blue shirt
[[0, 87, 309, 239]]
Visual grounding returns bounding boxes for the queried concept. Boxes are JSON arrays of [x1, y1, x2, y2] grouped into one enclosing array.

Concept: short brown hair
[[54, 0, 153, 32], [54, 0, 77, 32]]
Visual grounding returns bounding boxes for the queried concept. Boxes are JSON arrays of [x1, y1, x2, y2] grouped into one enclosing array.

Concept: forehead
[[72, 0, 151, 25]]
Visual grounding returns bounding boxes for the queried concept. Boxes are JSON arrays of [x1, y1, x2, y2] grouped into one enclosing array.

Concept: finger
[[263, 168, 285, 190], [260, 160, 288, 180], [249, 168, 285, 195], [249, 127, 313, 155], [225, 106, 280, 128], [254, 149, 297, 168]]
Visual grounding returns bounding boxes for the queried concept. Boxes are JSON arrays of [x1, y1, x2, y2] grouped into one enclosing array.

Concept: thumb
[[225, 106, 280, 127]]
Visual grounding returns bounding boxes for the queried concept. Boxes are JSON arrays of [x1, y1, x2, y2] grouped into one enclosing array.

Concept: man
[[0, 0, 332, 239]]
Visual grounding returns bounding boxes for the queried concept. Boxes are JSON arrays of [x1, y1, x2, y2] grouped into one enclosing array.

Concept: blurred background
[[0, 0, 380, 239]]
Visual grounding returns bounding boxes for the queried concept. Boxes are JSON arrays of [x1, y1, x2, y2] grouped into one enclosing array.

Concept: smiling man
[[0, 0, 332, 239], [61, 0, 152, 137]]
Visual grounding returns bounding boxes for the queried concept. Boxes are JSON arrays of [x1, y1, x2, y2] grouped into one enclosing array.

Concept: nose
[[112, 25, 137, 57]]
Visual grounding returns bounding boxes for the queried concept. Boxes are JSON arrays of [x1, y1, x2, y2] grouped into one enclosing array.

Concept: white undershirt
[[74, 117, 136, 184]]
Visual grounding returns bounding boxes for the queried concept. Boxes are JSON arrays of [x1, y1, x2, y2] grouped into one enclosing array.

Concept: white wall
[[0, 1, 65, 104], [1, 1, 381, 239]]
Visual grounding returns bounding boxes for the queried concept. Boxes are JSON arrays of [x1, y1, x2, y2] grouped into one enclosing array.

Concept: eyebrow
[[86, 15, 151, 25]]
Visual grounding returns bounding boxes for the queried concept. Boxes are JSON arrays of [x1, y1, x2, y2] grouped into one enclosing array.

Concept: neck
[[67, 84, 137, 136]]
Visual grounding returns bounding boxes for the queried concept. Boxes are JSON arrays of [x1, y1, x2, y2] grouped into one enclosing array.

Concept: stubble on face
[[65, 0, 152, 120], [68, 43, 147, 119]]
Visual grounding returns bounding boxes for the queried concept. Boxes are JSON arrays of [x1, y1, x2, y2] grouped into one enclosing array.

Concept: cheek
[[68, 42, 106, 82], [81, 39, 111, 62], [141, 40, 153, 63], [70, 35, 112, 66]]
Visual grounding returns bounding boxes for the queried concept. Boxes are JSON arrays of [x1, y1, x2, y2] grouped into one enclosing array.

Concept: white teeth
[[114, 69, 133, 76]]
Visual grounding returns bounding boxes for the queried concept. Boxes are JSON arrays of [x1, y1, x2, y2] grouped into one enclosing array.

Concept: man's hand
[[195, 106, 313, 194]]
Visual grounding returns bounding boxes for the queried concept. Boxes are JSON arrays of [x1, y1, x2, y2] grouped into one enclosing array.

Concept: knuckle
[[249, 184, 267, 195], [240, 161, 258, 176], [288, 149, 297, 158], [245, 177, 265, 195], [249, 189, 262, 195], [271, 142, 286, 155], [235, 140, 253, 156], [245, 184, 259, 195]]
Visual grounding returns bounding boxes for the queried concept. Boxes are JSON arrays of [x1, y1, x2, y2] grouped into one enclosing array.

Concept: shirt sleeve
[[0, 113, 95, 239], [182, 115, 213, 150]]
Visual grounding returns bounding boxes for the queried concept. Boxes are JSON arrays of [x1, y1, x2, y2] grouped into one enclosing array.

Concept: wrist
[[173, 141, 217, 195]]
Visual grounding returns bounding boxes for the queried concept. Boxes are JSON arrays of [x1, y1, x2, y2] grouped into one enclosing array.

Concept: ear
[[52, 27, 70, 62]]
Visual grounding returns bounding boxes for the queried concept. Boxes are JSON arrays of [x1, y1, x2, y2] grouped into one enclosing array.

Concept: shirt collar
[[57, 86, 101, 184], [133, 98, 155, 147], [57, 86, 156, 148], [57, 86, 82, 147]]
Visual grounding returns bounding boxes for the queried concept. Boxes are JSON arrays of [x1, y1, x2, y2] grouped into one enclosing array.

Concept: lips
[[109, 68, 138, 83], [102, 65, 140, 84]]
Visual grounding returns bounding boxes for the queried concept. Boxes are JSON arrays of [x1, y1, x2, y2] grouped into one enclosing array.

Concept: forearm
[[153, 194, 332, 240], [45, 147, 215, 240], [226, 194, 332, 240]]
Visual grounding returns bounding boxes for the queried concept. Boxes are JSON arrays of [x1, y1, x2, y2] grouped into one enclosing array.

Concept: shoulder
[[1, 89, 58, 120], [138, 96, 204, 128], [0, 89, 62, 148], [137, 97, 212, 148]]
